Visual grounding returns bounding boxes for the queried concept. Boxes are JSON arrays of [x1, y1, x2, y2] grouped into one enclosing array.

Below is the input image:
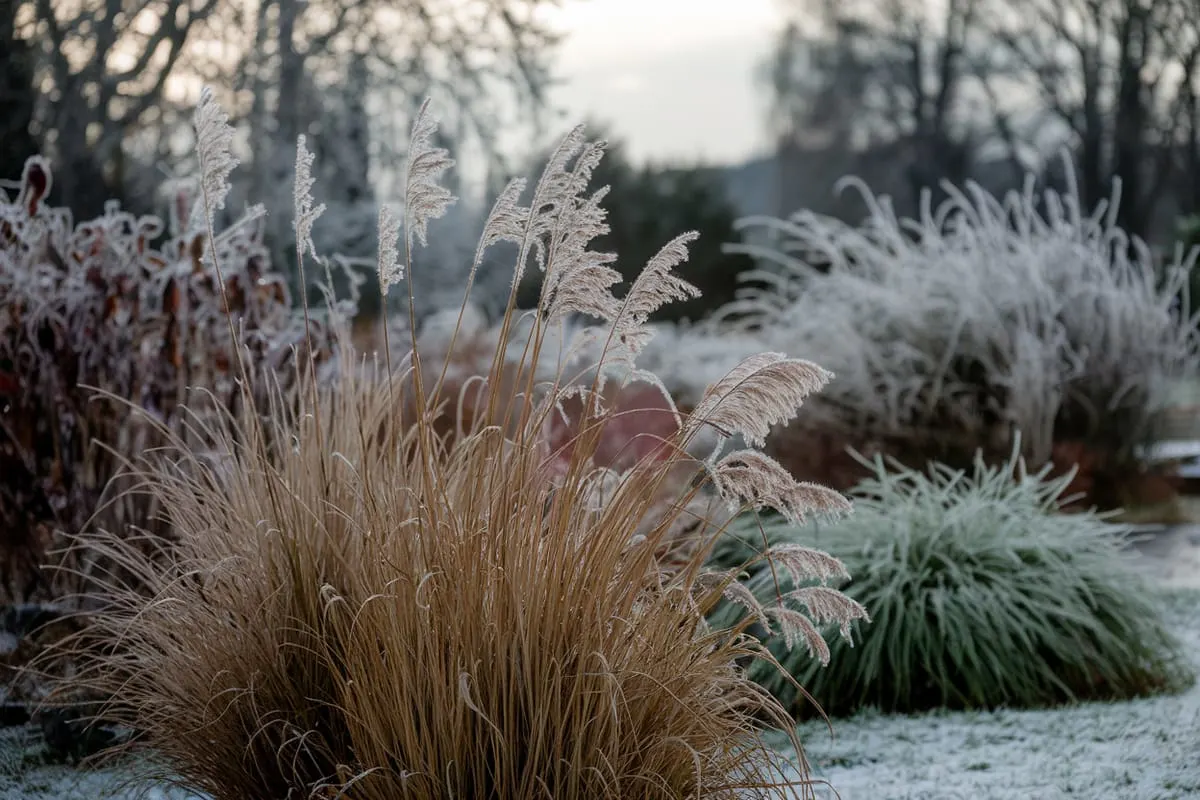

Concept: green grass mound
[[710, 447, 1194, 717]]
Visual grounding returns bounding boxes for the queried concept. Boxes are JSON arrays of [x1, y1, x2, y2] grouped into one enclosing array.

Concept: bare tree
[[1168, 0, 1200, 217], [206, 0, 561, 310], [1, 0, 38, 178], [766, 0, 1000, 214], [988, 0, 1200, 239], [14, 0, 560, 220], [18, 0, 221, 216], [221, 0, 557, 201]]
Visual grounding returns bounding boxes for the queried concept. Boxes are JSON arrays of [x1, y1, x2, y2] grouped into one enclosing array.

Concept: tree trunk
[[48, 115, 115, 220], [1112, 11, 1151, 239], [0, 0, 39, 179], [1079, 51, 1108, 214]]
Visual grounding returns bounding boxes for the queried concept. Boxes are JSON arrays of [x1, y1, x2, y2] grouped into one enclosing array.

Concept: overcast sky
[[539, 0, 784, 166]]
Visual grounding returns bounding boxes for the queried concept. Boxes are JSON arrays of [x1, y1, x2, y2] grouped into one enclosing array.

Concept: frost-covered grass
[[711, 446, 1192, 717], [784, 586, 1200, 800], [24, 92, 869, 800], [682, 161, 1200, 489]]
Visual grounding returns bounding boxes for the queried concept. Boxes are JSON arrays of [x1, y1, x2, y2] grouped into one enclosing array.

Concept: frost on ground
[[3, 587, 1197, 799], [0, 723, 201, 799], [779, 586, 1200, 800]]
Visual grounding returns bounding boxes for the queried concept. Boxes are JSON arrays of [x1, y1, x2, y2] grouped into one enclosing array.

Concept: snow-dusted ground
[[779, 586, 1200, 800], [1130, 524, 1200, 590], [4, 570, 1198, 799], [0, 730, 200, 799]]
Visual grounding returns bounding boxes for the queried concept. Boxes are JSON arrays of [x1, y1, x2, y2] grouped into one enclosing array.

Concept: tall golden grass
[[46, 91, 865, 799]]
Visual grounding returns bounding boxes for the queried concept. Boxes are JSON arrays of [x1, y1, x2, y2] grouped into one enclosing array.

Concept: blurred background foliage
[[6, 0, 1200, 308], [5, 0, 1200, 504]]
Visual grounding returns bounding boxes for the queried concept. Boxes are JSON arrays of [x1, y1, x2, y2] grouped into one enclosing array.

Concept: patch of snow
[[1129, 529, 1200, 589], [1136, 440, 1200, 464]]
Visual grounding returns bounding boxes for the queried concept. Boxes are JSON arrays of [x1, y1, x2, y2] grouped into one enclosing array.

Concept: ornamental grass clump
[[49, 90, 867, 799], [711, 441, 1193, 718], [717, 163, 1200, 502]]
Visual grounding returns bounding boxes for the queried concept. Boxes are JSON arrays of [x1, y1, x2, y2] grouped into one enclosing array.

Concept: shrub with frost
[[0, 141, 345, 603], [51, 92, 871, 799], [719, 162, 1200, 494]]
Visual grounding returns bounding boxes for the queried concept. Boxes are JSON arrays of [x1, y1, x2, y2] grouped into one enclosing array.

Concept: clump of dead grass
[[46, 92, 863, 799]]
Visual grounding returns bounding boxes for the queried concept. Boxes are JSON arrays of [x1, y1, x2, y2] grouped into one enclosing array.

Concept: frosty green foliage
[[710, 443, 1194, 716]]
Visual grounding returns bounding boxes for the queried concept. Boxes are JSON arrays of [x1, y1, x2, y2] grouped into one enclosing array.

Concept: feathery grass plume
[[768, 606, 834, 666], [509, 126, 615, 309], [376, 204, 403, 295], [534, 165, 624, 325], [685, 352, 834, 452], [190, 87, 239, 232], [710, 441, 1193, 717], [190, 84, 259, 402], [403, 98, 456, 252], [292, 134, 329, 462], [478, 177, 528, 254], [293, 135, 326, 262], [606, 232, 703, 365], [712, 449, 851, 525], [392, 100, 457, 433], [375, 201, 405, 382], [49, 98, 861, 800]]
